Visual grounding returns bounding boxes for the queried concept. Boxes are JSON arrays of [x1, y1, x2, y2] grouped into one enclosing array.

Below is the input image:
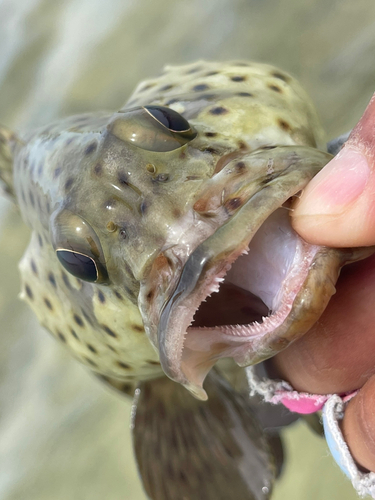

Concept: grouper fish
[[0, 61, 371, 500]]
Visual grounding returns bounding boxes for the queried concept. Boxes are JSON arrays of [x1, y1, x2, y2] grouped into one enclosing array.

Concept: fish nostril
[[119, 228, 127, 240]]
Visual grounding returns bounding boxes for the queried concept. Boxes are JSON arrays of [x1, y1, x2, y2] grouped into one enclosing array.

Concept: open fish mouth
[[141, 146, 370, 400]]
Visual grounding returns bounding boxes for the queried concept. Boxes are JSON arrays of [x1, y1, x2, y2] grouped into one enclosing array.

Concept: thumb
[[292, 93, 375, 247]]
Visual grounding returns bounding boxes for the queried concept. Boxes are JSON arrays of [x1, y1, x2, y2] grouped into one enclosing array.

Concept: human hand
[[271, 93, 375, 472]]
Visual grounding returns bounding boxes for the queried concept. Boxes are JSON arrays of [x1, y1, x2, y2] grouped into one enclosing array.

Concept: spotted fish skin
[[3, 61, 328, 389], [1, 60, 367, 500]]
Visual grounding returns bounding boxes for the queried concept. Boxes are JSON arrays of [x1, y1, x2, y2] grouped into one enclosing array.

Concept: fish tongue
[[131, 371, 276, 500]]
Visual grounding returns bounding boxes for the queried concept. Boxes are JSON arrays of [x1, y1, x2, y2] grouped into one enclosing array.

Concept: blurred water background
[[1, 1, 375, 499]]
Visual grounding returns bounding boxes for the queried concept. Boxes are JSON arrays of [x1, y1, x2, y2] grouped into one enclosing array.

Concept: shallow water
[[1, 1, 375, 498]]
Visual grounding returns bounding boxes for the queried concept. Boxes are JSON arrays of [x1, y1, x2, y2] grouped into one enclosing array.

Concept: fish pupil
[[144, 105, 190, 133], [56, 250, 98, 282]]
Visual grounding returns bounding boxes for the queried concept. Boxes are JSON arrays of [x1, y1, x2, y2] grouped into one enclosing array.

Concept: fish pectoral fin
[[132, 371, 276, 500], [0, 126, 19, 200]]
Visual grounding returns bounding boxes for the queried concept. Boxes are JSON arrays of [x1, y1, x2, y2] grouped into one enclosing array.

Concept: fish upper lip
[[156, 147, 334, 399]]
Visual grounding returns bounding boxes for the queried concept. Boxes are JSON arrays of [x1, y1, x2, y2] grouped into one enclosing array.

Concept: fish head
[[3, 61, 372, 400]]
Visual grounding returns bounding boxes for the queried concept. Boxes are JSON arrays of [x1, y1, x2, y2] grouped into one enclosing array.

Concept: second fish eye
[[143, 105, 191, 133], [108, 106, 197, 152]]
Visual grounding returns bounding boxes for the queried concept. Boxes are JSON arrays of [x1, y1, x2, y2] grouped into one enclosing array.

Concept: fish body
[[0, 61, 370, 499]]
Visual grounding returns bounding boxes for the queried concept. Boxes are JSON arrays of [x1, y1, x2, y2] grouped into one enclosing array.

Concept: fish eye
[[50, 210, 108, 284], [143, 105, 191, 133], [56, 250, 98, 282], [108, 106, 197, 152]]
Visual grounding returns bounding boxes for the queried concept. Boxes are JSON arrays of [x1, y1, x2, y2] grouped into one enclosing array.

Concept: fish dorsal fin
[[0, 126, 18, 200], [132, 371, 276, 500]]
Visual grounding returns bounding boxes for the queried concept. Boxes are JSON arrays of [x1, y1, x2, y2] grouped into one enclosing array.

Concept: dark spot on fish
[[66, 137, 75, 146], [209, 106, 228, 115], [154, 173, 169, 183], [102, 325, 117, 338], [81, 309, 93, 326], [185, 175, 200, 181], [114, 291, 123, 300], [48, 272, 56, 288], [119, 227, 127, 240], [29, 191, 35, 207], [132, 324, 143, 332], [121, 383, 133, 394], [85, 142, 97, 155], [278, 118, 291, 132], [146, 290, 154, 301], [37, 196, 42, 213], [235, 161, 246, 172], [57, 331, 66, 343], [205, 71, 219, 76], [237, 141, 247, 150], [186, 66, 202, 74], [44, 297, 53, 310], [204, 147, 220, 154], [269, 84, 282, 93], [237, 92, 253, 97], [30, 259, 38, 275], [70, 327, 79, 340], [62, 272, 71, 289], [200, 93, 216, 100], [64, 178, 74, 191], [225, 198, 242, 211], [73, 314, 84, 327], [160, 84, 174, 91], [75, 116, 90, 124], [166, 98, 179, 105], [193, 84, 209, 91], [231, 75, 246, 82], [87, 344, 97, 354], [173, 208, 181, 218], [107, 344, 117, 352], [179, 471, 188, 485], [205, 131, 217, 137], [139, 82, 156, 92], [53, 166, 62, 179], [117, 361, 131, 369], [262, 145, 277, 150], [179, 150, 186, 159], [98, 290, 105, 303], [85, 357, 98, 367], [38, 234, 43, 247], [272, 71, 289, 82], [118, 171, 128, 186], [25, 284, 33, 300], [146, 360, 160, 365], [140, 200, 148, 215], [94, 163, 102, 176]]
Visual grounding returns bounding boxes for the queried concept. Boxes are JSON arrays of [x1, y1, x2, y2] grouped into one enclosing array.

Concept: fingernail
[[294, 149, 370, 217]]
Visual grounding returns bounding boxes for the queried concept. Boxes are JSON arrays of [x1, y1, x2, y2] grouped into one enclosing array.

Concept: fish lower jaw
[[159, 207, 323, 399], [177, 244, 319, 399]]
